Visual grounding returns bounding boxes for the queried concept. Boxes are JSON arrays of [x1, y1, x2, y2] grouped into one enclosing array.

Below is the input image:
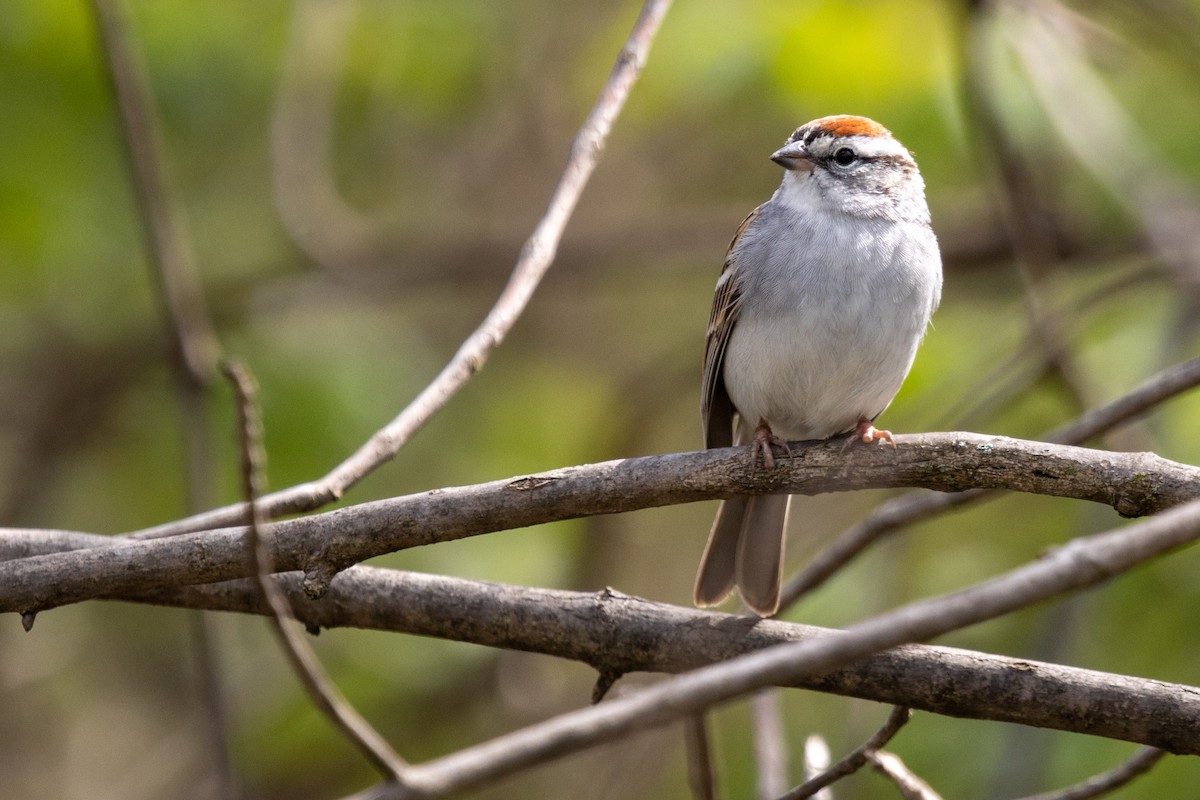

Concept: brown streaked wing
[[701, 205, 761, 449]]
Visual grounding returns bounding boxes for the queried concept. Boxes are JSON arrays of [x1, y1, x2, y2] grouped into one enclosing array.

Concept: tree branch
[[90, 0, 220, 384], [89, 5, 233, 791], [223, 361, 409, 781], [116, 566, 1200, 756], [1013, 747, 1166, 800], [329, 497, 1200, 798], [780, 706, 911, 800], [779, 356, 1200, 608], [868, 750, 942, 800], [2, 433, 1198, 614]]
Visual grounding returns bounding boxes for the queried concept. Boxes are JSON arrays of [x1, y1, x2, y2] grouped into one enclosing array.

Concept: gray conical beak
[[771, 141, 815, 172]]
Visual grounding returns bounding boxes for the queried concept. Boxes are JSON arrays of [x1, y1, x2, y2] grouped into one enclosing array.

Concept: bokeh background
[[3, 1, 1200, 798]]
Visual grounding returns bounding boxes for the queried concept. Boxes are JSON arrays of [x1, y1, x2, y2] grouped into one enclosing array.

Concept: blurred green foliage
[[3, 1, 1200, 798]]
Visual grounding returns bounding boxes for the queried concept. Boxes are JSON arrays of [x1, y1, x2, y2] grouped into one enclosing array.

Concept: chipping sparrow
[[693, 115, 942, 617]]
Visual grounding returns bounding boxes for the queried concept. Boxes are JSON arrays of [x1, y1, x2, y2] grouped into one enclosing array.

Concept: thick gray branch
[[339, 497, 1200, 799], [130, 568, 1200, 755], [1, 433, 1198, 614]]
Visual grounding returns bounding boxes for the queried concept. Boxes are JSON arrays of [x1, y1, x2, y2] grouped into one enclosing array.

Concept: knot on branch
[[1112, 471, 1162, 518], [304, 563, 339, 598]]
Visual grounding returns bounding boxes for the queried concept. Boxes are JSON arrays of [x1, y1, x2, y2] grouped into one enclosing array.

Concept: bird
[[693, 115, 942, 617]]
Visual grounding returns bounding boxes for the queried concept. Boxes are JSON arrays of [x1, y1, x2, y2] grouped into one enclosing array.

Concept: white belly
[[724, 301, 923, 440]]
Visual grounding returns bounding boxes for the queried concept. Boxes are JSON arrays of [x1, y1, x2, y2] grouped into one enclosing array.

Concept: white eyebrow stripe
[[839, 134, 910, 160]]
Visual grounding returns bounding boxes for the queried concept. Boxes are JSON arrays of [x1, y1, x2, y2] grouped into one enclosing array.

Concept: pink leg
[[854, 416, 896, 448], [751, 419, 791, 468]]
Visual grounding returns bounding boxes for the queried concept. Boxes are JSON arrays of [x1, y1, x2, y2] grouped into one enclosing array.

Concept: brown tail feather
[[735, 494, 790, 616]]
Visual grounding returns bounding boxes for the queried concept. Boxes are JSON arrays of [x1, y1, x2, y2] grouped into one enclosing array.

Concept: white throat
[[772, 171, 823, 215]]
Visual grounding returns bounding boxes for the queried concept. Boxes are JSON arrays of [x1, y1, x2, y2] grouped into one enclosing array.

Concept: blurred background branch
[[90, 0, 231, 794]]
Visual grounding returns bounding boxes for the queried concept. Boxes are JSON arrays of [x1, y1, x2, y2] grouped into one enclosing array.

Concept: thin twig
[[1012, 747, 1166, 800], [868, 750, 942, 800], [778, 356, 1200, 609], [186, 612, 237, 800], [683, 713, 718, 800], [89, 0, 219, 385], [335, 498, 1200, 799], [129, 0, 674, 540], [89, 4, 233, 794], [779, 707, 911, 800], [222, 361, 408, 783], [1045, 357, 1200, 444]]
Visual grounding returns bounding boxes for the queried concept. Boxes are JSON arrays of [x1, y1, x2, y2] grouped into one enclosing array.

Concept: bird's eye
[[833, 147, 858, 167]]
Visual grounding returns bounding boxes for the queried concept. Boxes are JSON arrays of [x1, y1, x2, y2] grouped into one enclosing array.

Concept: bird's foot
[[842, 417, 896, 451], [752, 420, 791, 468]]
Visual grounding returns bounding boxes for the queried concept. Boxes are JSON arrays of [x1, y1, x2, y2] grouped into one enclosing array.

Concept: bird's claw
[[752, 421, 791, 468], [844, 417, 896, 451]]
